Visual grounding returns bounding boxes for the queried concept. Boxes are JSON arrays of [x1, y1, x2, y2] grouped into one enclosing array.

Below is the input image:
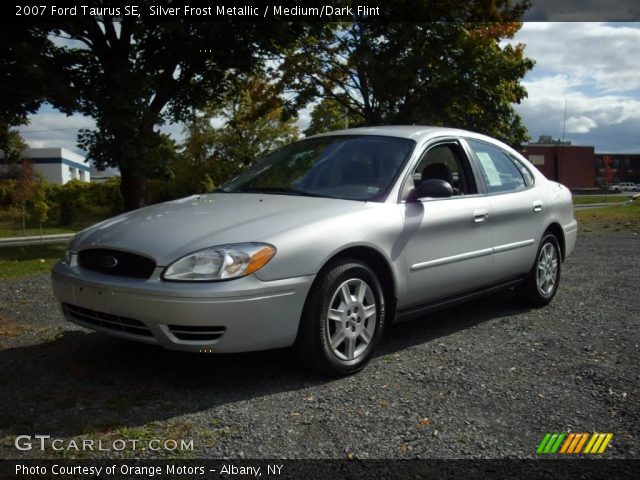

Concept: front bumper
[[51, 261, 315, 353]]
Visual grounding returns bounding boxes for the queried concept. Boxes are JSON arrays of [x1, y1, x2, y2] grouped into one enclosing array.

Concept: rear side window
[[467, 139, 527, 194]]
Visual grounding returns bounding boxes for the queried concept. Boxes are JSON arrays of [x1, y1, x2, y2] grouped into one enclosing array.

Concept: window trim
[[508, 153, 536, 188], [398, 137, 483, 203]]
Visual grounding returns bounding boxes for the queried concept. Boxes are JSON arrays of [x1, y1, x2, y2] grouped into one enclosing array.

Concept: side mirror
[[408, 179, 453, 201]]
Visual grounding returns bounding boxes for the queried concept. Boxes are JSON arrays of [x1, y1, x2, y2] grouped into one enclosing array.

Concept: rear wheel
[[294, 259, 385, 376], [516, 233, 561, 307]]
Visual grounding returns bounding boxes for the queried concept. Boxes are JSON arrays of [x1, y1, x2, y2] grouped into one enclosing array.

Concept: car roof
[[309, 125, 503, 146]]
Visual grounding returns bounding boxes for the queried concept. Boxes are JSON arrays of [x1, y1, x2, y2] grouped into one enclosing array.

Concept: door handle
[[532, 201, 543, 213], [473, 209, 489, 223]]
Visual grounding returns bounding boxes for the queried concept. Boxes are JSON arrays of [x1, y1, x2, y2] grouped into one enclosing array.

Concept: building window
[[595, 158, 603, 168], [528, 154, 545, 166]]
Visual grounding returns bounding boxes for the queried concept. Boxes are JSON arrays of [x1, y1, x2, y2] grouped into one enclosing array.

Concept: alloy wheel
[[325, 278, 377, 361], [536, 242, 558, 297]]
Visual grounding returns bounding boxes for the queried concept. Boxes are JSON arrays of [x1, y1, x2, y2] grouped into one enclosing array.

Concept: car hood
[[71, 193, 365, 265]]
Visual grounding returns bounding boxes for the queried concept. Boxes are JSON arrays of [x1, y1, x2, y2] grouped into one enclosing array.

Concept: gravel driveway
[[0, 232, 638, 459]]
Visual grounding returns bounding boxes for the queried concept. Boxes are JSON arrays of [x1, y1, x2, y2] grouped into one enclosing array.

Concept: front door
[[397, 140, 495, 308]]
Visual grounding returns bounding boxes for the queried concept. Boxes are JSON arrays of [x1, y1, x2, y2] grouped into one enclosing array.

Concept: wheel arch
[[317, 245, 398, 323], [544, 222, 566, 261]]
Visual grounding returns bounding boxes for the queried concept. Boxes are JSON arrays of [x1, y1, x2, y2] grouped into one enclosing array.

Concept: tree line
[[1, 1, 534, 211]]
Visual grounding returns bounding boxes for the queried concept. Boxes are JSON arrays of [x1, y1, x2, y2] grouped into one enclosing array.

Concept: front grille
[[168, 324, 226, 342], [78, 249, 156, 279], [63, 303, 153, 337]]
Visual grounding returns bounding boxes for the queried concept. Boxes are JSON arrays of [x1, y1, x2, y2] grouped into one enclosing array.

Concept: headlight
[[162, 243, 276, 281]]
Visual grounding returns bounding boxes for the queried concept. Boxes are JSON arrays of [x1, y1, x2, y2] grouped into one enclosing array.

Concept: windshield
[[219, 135, 415, 201]]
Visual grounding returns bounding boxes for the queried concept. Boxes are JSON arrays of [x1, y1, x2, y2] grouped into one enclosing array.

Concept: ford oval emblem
[[100, 255, 118, 268]]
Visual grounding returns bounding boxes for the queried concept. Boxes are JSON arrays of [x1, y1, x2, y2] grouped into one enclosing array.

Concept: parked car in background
[[608, 182, 637, 192], [52, 126, 577, 375]]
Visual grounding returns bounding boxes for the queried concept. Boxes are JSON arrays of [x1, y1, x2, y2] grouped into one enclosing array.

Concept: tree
[[601, 156, 615, 187], [12, 160, 37, 234], [0, 25, 51, 133], [281, 1, 534, 146], [209, 76, 300, 167], [601, 155, 615, 202], [0, 129, 29, 179], [304, 97, 364, 136], [171, 75, 300, 197], [29, 183, 49, 238], [33, 14, 313, 210]]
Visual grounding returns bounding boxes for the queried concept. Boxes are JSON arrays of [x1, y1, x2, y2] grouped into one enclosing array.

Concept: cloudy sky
[[18, 22, 640, 156]]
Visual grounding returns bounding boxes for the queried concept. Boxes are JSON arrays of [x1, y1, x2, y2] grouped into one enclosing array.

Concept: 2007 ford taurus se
[[52, 126, 577, 375]]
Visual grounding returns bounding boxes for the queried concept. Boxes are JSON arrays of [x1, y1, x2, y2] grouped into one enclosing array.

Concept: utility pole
[[562, 99, 567, 142]]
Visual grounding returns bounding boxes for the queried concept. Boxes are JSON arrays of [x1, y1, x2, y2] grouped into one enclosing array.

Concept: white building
[[23, 148, 91, 184]]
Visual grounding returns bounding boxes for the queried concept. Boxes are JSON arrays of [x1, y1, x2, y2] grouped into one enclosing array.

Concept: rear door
[[463, 138, 544, 281]]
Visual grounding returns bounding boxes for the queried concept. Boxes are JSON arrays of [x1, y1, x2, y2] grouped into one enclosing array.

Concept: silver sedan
[[52, 126, 577, 375]]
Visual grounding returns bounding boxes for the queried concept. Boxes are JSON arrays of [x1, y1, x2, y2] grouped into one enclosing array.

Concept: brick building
[[594, 153, 640, 186], [520, 141, 595, 189]]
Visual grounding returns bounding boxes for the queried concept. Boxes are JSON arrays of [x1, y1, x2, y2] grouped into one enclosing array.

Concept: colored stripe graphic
[[559, 433, 575, 453], [537, 433, 565, 454], [538, 433, 613, 454], [573, 433, 589, 453], [584, 433, 613, 454], [565, 433, 588, 453], [537, 433, 552, 454]]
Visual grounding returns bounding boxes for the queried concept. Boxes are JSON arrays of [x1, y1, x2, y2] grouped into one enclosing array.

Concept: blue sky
[[17, 22, 640, 155]]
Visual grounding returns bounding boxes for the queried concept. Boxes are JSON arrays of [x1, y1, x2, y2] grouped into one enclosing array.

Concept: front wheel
[[516, 233, 561, 307], [294, 259, 386, 376]]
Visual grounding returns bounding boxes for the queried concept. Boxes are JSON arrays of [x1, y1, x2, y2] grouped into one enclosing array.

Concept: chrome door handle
[[532, 201, 543, 213], [473, 209, 489, 223]]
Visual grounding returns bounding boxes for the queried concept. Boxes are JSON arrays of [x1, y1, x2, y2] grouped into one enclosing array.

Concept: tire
[[294, 259, 386, 376], [516, 233, 561, 308]]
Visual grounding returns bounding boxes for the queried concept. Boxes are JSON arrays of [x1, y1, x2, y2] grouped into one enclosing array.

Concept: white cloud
[[508, 22, 640, 151], [511, 22, 640, 94], [565, 115, 598, 133], [18, 108, 95, 155]]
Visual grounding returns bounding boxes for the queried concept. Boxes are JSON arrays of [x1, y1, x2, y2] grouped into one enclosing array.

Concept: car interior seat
[[421, 163, 459, 194]]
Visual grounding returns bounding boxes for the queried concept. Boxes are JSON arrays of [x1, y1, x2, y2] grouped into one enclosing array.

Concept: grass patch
[[0, 244, 66, 280], [0, 219, 99, 238], [576, 204, 640, 234], [0, 208, 111, 238], [572, 195, 632, 205], [0, 225, 77, 237]]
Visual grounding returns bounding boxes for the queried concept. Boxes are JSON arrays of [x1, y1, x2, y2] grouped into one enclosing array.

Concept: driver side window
[[412, 143, 477, 195]]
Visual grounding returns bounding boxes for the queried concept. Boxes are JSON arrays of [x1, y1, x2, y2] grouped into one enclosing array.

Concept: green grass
[[0, 218, 104, 238], [572, 195, 632, 205], [576, 204, 640, 234], [0, 244, 67, 280], [0, 208, 112, 238]]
